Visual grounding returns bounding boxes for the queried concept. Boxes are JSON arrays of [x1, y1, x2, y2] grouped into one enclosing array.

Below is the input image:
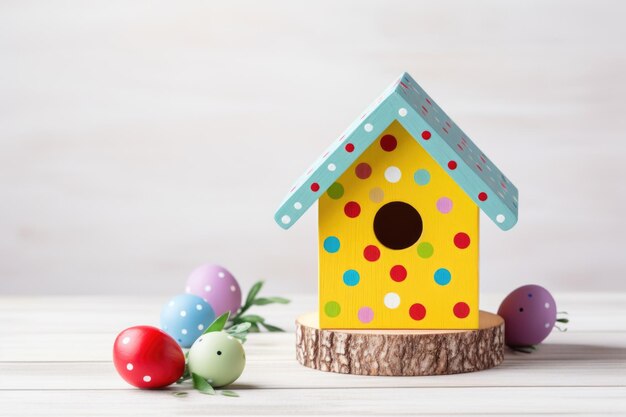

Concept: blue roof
[[274, 72, 519, 231]]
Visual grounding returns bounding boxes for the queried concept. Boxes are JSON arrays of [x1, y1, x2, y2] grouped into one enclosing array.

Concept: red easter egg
[[113, 325, 185, 389]]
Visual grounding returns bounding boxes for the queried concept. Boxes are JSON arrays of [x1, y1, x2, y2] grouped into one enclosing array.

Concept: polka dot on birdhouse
[[436, 197, 453, 214], [327, 163, 336, 172], [434, 268, 451, 286], [358, 306, 374, 323], [323, 236, 340, 253], [310, 183, 320, 192], [421, 131, 431, 140], [413, 169, 431, 186], [478, 192, 488, 201], [343, 269, 360, 286], [496, 214, 506, 223], [294, 202, 302, 210], [384, 166, 402, 183], [344, 201, 361, 218], [398, 108, 408, 117], [355, 163, 372, 179], [447, 160, 457, 170], [380, 135, 397, 152], [454, 233, 471, 249], [369, 187, 384, 203], [364, 123, 373, 132], [384, 292, 401, 309], [453, 302, 470, 319], [324, 301, 341, 318], [327, 182, 344, 199], [345, 143, 355, 152], [363, 245, 380, 262], [409, 303, 426, 321], [281, 215, 291, 225], [417, 242, 434, 258], [390, 265, 407, 282]]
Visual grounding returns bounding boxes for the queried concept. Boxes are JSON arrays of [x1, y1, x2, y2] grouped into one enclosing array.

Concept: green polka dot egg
[[188, 331, 246, 388]]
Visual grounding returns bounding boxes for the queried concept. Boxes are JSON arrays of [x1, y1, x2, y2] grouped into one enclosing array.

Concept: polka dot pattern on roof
[[274, 72, 518, 233]]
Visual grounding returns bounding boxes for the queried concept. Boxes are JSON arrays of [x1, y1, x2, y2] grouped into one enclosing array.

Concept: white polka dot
[[384, 292, 401, 309], [496, 214, 506, 223], [197, 324, 204, 331], [143, 375, 151, 382], [230, 285, 236, 292], [384, 166, 402, 183], [294, 202, 302, 210], [281, 215, 291, 225], [181, 328, 188, 335], [545, 322, 551, 328], [327, 163, 336, 171], [204, 285, 211, 292], [126, 363, 134, 371], [545, 302, 550, 309], [364, 123, 373, 132], [398, 108, 408, 117], [122, 337, 130, 345], [180, 310, 187, 317], [218, 271, 225, 278], [196, 304, 203, 310]]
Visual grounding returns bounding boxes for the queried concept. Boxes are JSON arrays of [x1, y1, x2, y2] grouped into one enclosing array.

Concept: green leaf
[[226, 322, 252, 334], [245, 281, 264, 307], [556, 318, 569, 324], [221, 390, 239, 397], [252, 297, 290, 306], [172, 391, 188, 397], [226, 322, 251, 344], [248, 322, 260, 333], [259, 322, 285, 332], [229, 333, 247, 343], [236, 314, 265, 323], [203, 312, 230, 334], [192, 373, 216, 395]]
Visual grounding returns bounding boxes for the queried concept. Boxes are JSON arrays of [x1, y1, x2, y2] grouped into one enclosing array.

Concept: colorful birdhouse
[[275, 73, 518, 330]]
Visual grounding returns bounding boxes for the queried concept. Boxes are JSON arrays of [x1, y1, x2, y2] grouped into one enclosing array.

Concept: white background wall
[[2, 0, 625, 296]]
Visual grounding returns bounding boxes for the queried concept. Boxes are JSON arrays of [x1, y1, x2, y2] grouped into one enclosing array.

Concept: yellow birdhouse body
[[318, 121, 479, 329], [275, 73, 518, 331]]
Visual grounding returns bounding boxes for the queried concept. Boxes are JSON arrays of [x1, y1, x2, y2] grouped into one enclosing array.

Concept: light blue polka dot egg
[[160, 294, 215, 348]]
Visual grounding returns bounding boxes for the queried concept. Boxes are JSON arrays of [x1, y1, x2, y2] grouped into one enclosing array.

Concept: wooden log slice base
[[296, 311, 504, 376]]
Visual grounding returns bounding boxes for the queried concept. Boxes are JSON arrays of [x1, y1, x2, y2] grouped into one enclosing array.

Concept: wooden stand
[[296, 311, 504, 376]]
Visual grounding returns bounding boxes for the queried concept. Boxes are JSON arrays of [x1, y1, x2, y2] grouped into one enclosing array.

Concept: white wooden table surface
[[1, 293, 625, 416]]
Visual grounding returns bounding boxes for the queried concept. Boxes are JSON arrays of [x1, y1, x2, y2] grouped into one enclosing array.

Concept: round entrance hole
[[373, 201, 423, 250]]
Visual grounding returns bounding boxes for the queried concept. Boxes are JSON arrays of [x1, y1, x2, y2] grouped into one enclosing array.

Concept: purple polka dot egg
[[160, 294, 215, 348], [497, 284, 558, 347], [185, 264, 242, 316]]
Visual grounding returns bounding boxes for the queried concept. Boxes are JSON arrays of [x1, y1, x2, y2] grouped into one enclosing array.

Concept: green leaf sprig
[[172, 281, 289, 397], [228, 281, 290, 333]]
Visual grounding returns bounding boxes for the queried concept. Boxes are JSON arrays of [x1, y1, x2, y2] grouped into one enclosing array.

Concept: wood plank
[[1, 387, 625, 416], [1, 328, 625, 363], [0, 293, 621, 334], [1, 355, 625, 391]]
